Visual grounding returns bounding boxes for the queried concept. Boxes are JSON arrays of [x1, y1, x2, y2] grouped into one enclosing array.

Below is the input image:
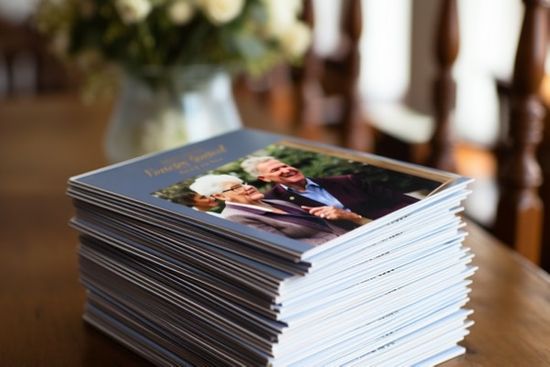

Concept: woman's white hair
[[190, 174, 243, 196], [240, 156, 277, 178]]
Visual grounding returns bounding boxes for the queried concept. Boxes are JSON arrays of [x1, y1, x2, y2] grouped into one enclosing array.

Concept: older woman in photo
[[190, 174, 366, 245]]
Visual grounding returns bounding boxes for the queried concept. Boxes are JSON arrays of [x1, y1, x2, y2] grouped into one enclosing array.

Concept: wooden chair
[[383, 0, 549, 267], [296, 0, 550, 269], [372, 0, 459, 171], [427, 0, 459, 172], [390, 0, 549, 268], [492, 0, 548, 266], [294, 0, 371, 151]]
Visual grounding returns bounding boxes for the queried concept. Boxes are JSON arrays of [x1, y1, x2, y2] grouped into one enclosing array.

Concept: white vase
[[104, 67, 242, 162]]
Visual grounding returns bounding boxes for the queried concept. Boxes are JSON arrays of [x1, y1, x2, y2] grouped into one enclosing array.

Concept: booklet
[[69, 129, 469, 264], [70, 128, 477, 367]]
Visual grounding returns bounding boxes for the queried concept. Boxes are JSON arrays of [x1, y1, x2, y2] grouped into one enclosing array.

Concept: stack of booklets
[[68, 129, 476, 366]]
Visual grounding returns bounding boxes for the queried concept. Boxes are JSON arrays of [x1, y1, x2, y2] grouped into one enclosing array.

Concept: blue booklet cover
[[69, 129, 454, 262]]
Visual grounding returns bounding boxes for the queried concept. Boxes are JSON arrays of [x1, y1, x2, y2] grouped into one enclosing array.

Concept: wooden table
[[1, 94, 549, 366]]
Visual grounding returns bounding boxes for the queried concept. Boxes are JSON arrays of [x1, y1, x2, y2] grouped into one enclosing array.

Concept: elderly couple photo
[[156, 149, 433, 246]]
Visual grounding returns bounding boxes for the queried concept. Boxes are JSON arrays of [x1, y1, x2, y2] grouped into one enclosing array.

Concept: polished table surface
[[1, 94, 550, 366]]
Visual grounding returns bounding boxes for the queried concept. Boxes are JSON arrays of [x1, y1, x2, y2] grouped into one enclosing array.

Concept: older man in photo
[[241, 156, 418, 220]]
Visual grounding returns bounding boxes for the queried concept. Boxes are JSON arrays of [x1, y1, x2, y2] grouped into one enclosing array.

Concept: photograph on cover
[[152, 142, 443, 246]]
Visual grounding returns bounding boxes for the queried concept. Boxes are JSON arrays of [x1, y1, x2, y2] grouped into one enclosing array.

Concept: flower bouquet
[[36, 0, 311, 161]]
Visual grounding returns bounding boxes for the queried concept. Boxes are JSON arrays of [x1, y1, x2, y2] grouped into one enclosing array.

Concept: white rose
[[263, 0, 302, 37], [115, 0, 152, 24], [168, 0, 195, 25], [199, 0, 244, 25], [279, 21, 311, 58]]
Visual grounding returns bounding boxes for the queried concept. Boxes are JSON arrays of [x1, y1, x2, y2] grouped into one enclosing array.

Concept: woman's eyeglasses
[[221, 183, 248, 193]]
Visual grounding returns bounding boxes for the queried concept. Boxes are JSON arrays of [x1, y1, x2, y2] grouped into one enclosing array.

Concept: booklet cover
[[70, 129, 463, 261]]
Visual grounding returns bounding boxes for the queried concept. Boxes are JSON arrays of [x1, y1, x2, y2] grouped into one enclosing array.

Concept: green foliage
[[35, 0, 309, 87]]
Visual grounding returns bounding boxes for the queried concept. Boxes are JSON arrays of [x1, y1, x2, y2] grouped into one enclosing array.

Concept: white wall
[[408, 0, 523, 146], [454, 0, 522, 146], [360, 0, 411, 103], [313, 0, 411, 104]]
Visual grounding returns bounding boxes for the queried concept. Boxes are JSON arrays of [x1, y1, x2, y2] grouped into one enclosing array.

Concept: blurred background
[[1, 0, 549, 270]]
